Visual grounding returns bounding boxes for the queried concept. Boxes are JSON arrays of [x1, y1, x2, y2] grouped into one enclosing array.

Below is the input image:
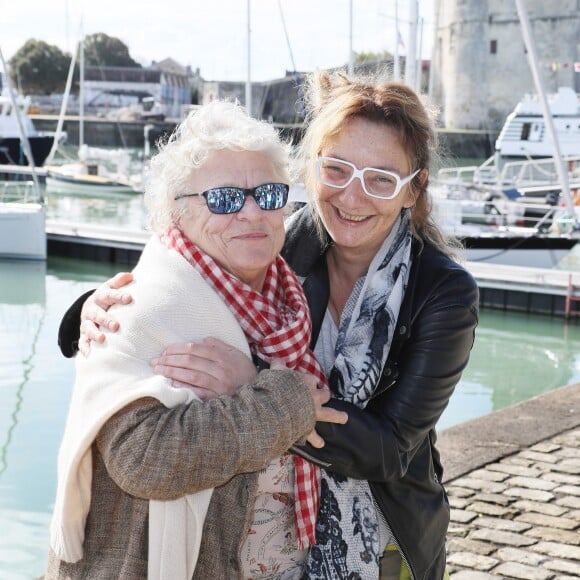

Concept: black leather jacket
[[282, 208, 479, 580]]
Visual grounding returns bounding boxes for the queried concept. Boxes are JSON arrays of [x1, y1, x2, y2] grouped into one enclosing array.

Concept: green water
[[0, 256, 579, 578]]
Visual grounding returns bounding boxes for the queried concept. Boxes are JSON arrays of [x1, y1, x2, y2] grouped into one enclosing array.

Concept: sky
[[2, 0, 434, 82]]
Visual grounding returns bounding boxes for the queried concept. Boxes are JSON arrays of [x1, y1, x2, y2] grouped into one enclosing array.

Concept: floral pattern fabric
[[241, 454, 307, 579]]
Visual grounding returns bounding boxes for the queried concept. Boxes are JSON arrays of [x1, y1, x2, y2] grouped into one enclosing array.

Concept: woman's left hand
[[151, 337, 258, 400]]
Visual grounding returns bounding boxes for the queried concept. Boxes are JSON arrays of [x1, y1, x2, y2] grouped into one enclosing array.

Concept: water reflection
[[47, 187, 147, 231], [0, 261, 47, 579], [439, 310, 580, 429]]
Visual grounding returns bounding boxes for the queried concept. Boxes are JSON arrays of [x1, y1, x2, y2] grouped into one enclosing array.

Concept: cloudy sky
[[2, 0, 434, 81]]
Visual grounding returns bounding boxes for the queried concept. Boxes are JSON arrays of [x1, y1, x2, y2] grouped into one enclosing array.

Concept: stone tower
[[430, 0, 579, 130]]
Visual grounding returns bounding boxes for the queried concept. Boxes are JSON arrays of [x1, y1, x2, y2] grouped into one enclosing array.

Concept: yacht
[[495, 87, 580, 159]]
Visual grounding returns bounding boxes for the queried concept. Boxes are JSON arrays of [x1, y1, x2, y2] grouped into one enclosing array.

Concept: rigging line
[[277, 0, 297, 73]]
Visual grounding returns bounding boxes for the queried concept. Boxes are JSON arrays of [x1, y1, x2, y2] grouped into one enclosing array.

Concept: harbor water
[[1, 184, 580, 577]]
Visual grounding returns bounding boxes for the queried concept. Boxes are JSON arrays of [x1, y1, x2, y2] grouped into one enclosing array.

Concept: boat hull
[[0, 202, 46, 260], [0, 136, 55, 167], [45, 171, 141, 195]]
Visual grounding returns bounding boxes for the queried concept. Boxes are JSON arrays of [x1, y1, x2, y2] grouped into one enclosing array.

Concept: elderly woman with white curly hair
[[45, 100, 347, 580]]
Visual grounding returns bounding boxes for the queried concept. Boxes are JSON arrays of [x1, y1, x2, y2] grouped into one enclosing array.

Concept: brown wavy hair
[[296, 71, 462, 259]]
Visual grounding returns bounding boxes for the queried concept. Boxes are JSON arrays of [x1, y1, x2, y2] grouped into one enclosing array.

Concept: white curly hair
[[144, 100, 291, 233]]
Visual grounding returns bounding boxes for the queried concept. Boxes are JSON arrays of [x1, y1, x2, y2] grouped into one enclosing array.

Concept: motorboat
[[495, 87, 580, 159], [0, 92, 62, 167]]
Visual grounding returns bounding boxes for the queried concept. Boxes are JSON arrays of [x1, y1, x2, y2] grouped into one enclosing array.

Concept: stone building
[[430, 0, 579, 130]]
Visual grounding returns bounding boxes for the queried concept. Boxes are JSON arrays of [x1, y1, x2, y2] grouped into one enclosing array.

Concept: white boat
[[44, 34, 145, 196], [45, 145, 143, 195], [0, 180, 46, 260], [0, 91, 61, 168], [495, 87, 580, 159]]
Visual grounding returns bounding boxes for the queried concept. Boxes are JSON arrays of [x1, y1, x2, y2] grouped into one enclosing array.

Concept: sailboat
[[44, 33, 144, 196]]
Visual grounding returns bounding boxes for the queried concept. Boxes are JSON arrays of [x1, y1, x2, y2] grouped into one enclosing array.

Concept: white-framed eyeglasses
[[316, 156, 421, 200]]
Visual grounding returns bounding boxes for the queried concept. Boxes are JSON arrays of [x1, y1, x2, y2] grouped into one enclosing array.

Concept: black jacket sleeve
[[57, 289, 95, 357]]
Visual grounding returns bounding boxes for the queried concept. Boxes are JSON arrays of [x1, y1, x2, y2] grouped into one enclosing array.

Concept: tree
[[83, 33, 141, 68], [355, 50, 393, 63], [9, 39, 70, 94]]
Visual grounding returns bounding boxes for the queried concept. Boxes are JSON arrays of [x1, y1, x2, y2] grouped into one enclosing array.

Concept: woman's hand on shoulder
[[78, 272, 134, 356], [151, 337, 258, 401]]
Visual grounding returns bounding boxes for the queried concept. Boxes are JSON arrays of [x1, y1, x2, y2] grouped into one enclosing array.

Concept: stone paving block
[[448, 486, 477, 498], [470, 468, 510, 482], [470, 527, 537, 547], [554, 460, 580, 474], [487, 464, 543, 478], [492, 561, 555, 580], [448, 523, 469, 537], [568, 509, 580, 522], [530, 541, 580, 561], [501, 456, 537, 468], [504, 487, 555, 502], [512, 500, 568, 517], [542, 471, 580, 486], [553, 446, 580, 459], [451, 478, 507, 493], [474, 493, 516, 507], [467, 501, 518, 518], [447, 537, 497, 556], [450, 497, 472, 510], [553, 485, 580, 497], [475, 516, 532, 533], [515, 512, 579, 530], [555, 496, 580, 510], [524, 527, 580, 546], [449, 571, 498, 579], [533, 461, 580, 475], [495, 547, 546, 566], [507, 476, 559, 491], [530, 443, 561, 453], [450, 509, 479, 524], [543, 558, 580, 577], [519, 451, 559, 464], [447, 552, 499, 571], [552, 431, 580, 447]]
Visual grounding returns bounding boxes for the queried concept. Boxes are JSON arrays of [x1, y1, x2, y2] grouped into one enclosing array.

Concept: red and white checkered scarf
[[163, 225, 327, 548]]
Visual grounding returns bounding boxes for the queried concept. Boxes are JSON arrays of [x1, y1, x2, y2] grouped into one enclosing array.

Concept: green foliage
[[8, 34, 141, 95], [8, 39, 70, 94], [354, 49, 393, 63], [83, 33, 141, 68]]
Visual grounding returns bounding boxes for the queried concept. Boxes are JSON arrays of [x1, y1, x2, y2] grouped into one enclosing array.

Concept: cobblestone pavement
[[445, 426, 580, 579]]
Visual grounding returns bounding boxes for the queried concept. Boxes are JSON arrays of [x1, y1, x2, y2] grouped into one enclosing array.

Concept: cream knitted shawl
[[50, 235, 251, 579]]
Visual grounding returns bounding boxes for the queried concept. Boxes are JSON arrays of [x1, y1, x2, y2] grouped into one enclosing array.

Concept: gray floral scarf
[[306, 210, 413, 579]]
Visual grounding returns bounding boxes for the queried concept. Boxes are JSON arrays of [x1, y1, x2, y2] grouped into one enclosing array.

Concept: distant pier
[[45, 221, 579, 318]]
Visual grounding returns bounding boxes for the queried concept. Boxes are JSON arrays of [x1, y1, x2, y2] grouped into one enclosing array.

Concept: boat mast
[[514, 0, 578, 230], [45, 36, 80, 165], [0, 45, 42, 202], [348, 0, 354, 76], [245, 0, 252, 117], [79, 21, 85, 149]]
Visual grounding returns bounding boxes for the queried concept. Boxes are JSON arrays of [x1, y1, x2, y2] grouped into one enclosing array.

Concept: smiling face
[[178, 149, 287, 290], [315, 116, 417, 264]]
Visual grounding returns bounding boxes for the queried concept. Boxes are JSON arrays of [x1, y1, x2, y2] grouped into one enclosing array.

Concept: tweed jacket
[[282, 207, 479, 580], [46, 237, 316, 579]]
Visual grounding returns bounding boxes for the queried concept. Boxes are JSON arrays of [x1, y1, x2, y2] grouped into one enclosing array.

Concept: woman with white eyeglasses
[[57, 73, 479, 580], [46, 100, 348, 579]]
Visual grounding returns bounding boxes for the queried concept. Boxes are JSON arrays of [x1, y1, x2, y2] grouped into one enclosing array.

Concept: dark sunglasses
[[174, 182, 289, 214]]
